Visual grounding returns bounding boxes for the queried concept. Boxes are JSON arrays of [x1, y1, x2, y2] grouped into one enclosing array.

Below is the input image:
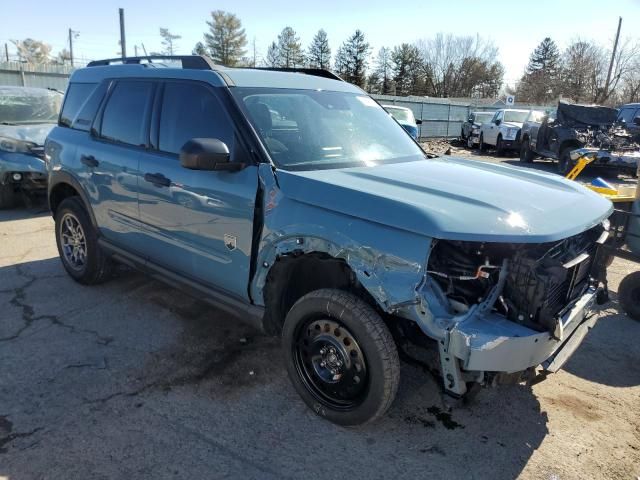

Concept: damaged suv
[[46, 56, 612, 426], [520, 101, 640, 175]]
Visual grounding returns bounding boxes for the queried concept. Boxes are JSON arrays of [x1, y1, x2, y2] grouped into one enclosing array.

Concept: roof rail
[[87, 55, 216, 70], [251, 67, 343, 81]]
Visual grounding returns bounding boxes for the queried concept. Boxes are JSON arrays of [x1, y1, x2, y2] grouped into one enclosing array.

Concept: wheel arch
[[48, 171, 97, 228]]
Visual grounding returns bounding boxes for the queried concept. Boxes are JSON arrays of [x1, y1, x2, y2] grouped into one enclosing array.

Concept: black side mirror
[[179, 138, 242, 171], [495, 119, 501, 126], [633, 117, 640, 126], [415, 119, 423, 125]]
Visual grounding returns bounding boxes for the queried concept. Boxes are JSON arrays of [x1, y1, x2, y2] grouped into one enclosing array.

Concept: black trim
[[87, 55, 216, 70], [251, 67, 343, 81], [47, 171, 98, 228], [98, 238, 266, 332]]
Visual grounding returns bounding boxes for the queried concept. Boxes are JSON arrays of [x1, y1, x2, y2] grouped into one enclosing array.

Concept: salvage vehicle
[[0, 86, 63, 208], [520, 101, 640, 175], [46, 56, 613, 426], [478, 108, 530, 155], [382, 105, 422, 139], [616, 103, 640, 139], [460, 111, 494, 148]]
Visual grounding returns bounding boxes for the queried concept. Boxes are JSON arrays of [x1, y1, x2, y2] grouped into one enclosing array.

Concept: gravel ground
[[1, 158, 639, 479]]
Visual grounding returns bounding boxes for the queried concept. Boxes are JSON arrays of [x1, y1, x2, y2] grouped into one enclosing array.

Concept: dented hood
[[276, 157, 612, 243]]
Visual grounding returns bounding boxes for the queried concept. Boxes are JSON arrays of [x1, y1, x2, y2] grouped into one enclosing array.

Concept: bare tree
[[11, 39, 52, 64], [160, 28, 181, 55], [594, 38, 640, 104]]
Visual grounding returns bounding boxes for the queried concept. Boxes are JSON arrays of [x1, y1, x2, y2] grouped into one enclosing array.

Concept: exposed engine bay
[[575, 124, 640, 156], [426, 224, 607, 336]]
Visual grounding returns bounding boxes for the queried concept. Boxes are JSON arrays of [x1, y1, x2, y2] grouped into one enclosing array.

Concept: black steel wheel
[[282, 289, 400, 425], [619, 271, 640, 321], [55, 196, 112, 285]]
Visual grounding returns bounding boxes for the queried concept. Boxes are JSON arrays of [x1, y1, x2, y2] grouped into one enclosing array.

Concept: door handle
[[81, 154, 99, 168], [144, 172, 171, 187]]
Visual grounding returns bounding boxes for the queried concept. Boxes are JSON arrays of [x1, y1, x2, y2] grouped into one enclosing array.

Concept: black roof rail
[[87, 55, 217, 70], [251, 67, 343, 81]]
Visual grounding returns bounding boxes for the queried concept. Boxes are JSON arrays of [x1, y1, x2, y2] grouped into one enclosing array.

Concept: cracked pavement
[[0, 201, 639, 480]]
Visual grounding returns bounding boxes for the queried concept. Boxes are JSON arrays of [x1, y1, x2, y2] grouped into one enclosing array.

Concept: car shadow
[[0, 200, 49, 222]]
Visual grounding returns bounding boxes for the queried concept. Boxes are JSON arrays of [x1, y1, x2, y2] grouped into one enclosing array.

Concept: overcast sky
[[2, 0, 639, 87]]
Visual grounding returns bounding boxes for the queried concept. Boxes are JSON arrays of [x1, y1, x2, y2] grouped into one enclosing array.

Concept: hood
[[0, 123, 55, 146], [556, 101, 617, 126], [276, 157, 612, 243], [502, 121, 523, 129]]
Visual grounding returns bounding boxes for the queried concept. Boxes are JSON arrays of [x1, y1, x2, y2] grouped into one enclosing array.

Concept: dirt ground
[[0, 153, 639, 479]]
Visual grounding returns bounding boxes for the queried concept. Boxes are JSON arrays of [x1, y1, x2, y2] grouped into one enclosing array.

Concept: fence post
[[19, 64, 26, 86], [420, 101, 424, 140], [446, 103, 451, 138]]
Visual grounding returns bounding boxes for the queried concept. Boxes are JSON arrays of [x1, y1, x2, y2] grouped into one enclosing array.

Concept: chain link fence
[[0, 62, 73, 91]]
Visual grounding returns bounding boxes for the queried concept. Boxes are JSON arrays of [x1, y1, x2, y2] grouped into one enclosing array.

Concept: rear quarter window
[[59, 83, 97, 127]]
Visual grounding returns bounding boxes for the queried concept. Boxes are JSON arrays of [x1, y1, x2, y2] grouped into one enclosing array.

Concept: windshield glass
[[0, 87, 63, 124], [232, 88, 425, 171], [527, 110, 546, 122], [384, 106, 415, 124], [474, 112, 493, 124], [503, 110, 529, 123]]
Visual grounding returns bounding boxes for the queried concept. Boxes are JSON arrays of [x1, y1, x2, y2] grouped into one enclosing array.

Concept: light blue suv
[[46, 56, 613, 425]]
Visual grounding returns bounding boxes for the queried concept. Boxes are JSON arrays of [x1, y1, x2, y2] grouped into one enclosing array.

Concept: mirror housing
[[415, 119, 423, 125], [495, 119, 502, 126], [179, 138, 242, 171]]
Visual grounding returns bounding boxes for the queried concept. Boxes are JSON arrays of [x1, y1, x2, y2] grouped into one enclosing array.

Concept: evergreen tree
[[334, 30, 370, 88], [266, 41, 280, 67], [274, 27, 305, 68], [203, 10, 247, 66], [192, 42, 207, 56], [307, 29, 331, 69], [370, 47, 394, 94], [159, 28, 181, 55], [392, 44, 423, 96], [517, 37, 562, 103]]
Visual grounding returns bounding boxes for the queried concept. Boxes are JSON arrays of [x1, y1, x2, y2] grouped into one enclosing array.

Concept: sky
[[2, 0, 639, 87]]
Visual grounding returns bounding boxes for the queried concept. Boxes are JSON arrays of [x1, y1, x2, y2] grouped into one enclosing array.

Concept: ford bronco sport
[[46, 56, 613, 426]]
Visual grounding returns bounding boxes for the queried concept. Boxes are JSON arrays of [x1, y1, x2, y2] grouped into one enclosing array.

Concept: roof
[[72, 55, 361, 93]]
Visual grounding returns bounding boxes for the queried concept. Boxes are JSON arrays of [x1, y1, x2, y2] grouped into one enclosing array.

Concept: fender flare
[[48, 170, 98, 229]]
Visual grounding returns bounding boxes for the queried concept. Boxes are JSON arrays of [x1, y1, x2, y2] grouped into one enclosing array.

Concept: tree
[[369, 47, 393, 94], [203, 10, 247, 66], [517, 37, 562, 103], [392, 44, 423, 96], [274, 27, 305, 68], [307, 29, 331, 69], [560, 40, 604, 103], [55, 49, 72, 65], [265, 41, 280, 67], [192, 42, 207, 56], [335, 30, 371, 88], [159, 28, 181, 55], [11, 39, 52, 65]]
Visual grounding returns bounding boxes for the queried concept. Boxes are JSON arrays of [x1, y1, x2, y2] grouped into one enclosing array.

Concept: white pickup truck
[[479, 109, 530, 155]]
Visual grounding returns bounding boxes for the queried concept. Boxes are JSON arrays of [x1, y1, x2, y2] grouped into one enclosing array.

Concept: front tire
[[619, 272, 640, 321], [520, 138, 534, 163], [479, 133, 487, 152], [558, 148, 576, 175], [55, 196, 112, 285], [282, 289, 400, 426], [496, 135, 505, 156]]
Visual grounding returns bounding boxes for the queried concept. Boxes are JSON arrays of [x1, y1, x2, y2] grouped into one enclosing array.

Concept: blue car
[[46, 56, 612, 425], [382, 104, 421, 139], [0, 86, 62, 208]]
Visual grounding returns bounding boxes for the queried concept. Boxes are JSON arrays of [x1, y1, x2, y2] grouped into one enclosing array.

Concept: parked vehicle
[[0, 86, 63, 208], [478, 109, 529, 155], [46, 56, 613, 426], [461, 111, 494, 148], [382, 105, 422, 139], [616, 103, 640, 139], [520, 101, 640, 175]]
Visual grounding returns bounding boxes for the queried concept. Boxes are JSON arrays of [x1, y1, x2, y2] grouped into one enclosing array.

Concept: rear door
[[80, 79, 154, 254], [137, 80, 259, 300]]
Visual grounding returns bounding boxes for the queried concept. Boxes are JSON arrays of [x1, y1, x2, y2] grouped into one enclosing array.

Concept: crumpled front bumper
[[0, 152, 47, 187], [446, 286, 599, 373]]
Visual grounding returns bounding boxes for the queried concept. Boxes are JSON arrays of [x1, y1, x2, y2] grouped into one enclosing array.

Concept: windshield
[[503, 110, 529, 123], [474, 112, 493, 124], [384, 106, 415, 124], [232, 88, 425, 171], [0, 87, 63, 125]]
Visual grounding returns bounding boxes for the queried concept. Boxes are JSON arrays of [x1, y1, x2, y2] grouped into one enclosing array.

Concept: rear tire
[[55, 196, 112, 285], [619, 272, 640, 321], [520, 139, 534, 163], [282, 289, 400, 426], [0, 183, 17, 209]]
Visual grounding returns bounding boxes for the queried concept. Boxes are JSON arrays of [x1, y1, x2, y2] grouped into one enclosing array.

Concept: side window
[[495, 111, 503, 123], [158, 82, 232, 155], [72, 82, 108, 132], [617, 108, 636, 124], [100, 81, 153, 146], [59, 83, 97, 127]]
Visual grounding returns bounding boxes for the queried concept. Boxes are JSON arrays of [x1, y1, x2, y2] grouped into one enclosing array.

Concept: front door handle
[[80, 154, 99, 168], [144, 172, 171, 187]]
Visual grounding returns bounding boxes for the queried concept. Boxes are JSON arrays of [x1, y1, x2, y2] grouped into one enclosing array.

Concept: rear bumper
[[447, 286, 599, 373]]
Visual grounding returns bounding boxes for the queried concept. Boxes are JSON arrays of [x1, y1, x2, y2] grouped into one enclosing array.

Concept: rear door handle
[[80, 154, 99, 168], [144, 172, 171, 187]]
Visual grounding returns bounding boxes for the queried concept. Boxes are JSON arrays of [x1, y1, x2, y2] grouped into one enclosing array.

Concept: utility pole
[[252, 37, 256, 67], [4, 43, 8, 62], [134, 45, 138, 57], [603, 16, 622, 101], [68, 28, 75, 67], [119, 8, 127, 58]]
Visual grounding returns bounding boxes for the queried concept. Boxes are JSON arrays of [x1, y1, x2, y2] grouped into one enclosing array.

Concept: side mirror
[[415, 119, 423, 125], [634, 117, 640, 126], [179, 138, 242, 172], [495, 119, 502, 126]]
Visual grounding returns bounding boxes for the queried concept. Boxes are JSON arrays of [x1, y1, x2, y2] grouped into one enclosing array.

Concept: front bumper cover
[[0, 152, 47, 189], [447, 286, 599, 373]]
